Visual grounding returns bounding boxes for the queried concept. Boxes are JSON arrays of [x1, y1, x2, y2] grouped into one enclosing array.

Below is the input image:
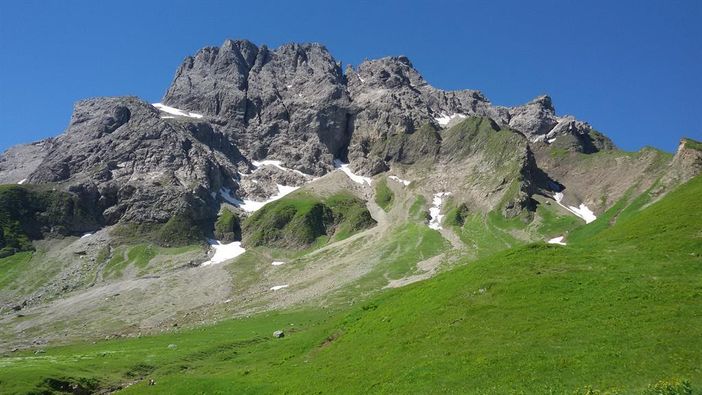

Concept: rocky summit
[[0, 39, 643, 233], [0, 38, 700, 394]]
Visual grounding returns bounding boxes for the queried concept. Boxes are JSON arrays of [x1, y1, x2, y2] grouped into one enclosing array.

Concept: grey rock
[[508, 95, 558, 137], [345, 57, 508, 174], [273, 330, 284, 338], [238, 165, 308, 201], [26, 96, 245, 226], [656, 138, 702, 192], [0, 38, 622, 234], [0, 139, 53, 184], [163, 39, 352, 176]]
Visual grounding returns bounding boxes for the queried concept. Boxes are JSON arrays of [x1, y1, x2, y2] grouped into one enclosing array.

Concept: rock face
[[26, 96, 245, 225], [345, 56, 507, 174], [343, 57, 613, 174], [0, 139, 53, 184], [162, 40, 612, 178], [163, 39, 352, 176], [0, 38, 677, 236], [658, 138, 702, 190]]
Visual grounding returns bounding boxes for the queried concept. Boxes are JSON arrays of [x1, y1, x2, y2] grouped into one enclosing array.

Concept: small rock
[[167, 344, 177, 349], [34, 349, 45, 354], [273, 330, 285, 338]]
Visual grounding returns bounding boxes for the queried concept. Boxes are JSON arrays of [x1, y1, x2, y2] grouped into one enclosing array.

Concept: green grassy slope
[[1, 176, 700, 394], [374, 178, 394, 212], [242, 191, 375, 249]]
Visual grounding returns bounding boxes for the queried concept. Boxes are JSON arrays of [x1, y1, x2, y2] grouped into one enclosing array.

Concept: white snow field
[[547, 236, 567, 245], [333, 160, 372, 185], [220, 185, 300, 213], [553, 192, 597, 224], [434, 112, 466, 127], [201, 240, 246, 266], [152, 103, 204, 119], [388, 175, 411, 186], [251, 160, 314, 178], [428, 192, 451, 230]]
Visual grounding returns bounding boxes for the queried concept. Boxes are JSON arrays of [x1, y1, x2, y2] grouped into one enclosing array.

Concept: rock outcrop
[[656, 138, 702, 192], [344, 57, 612, 174], [25, 96, 245, 225], [0, 139, 54, 184], [163, 39, 352, 176], [0, 38, 684, 238], [161, 40, 612, 178]]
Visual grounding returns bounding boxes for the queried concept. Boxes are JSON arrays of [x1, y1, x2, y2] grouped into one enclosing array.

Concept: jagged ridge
[[0, 38, 697, 250]]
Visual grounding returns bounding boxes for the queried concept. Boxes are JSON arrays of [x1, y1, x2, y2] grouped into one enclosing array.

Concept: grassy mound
[[372, 123, 442, 165], [214, 208, 241, 242], [242, 192, 376, 249], [111, 213, 205, 248], [440, 116, 525, 168], [374, 178, 394, 212]]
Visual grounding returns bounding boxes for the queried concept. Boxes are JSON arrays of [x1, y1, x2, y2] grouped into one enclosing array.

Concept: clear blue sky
[[0, 0, 700, 153]]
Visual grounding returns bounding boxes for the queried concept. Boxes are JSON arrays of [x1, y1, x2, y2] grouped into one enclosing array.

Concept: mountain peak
[[527, 94, 554, 112]]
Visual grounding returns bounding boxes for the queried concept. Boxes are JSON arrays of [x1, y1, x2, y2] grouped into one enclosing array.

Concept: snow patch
[[17, 179, 27, 185], [428, 192, 451, 230], [271, 261, 286, 266], [553, 192, 597, 224], [547, 236, 567, 245], [356, 73, 365, 83], [252, 159, 286, 171], [80, 233, 93, 239], [531, 135, 547, 143], [270, 285, 289, 291], [333, 160, 372, 185], [221, 185, 300, 212], [152, 103, 204, 119], [251, 160, 314, 178], [202, 240, 246, 266], [434, 113, 466, 127], [388, 175, 411, 186], [547, 137, 557, 144]]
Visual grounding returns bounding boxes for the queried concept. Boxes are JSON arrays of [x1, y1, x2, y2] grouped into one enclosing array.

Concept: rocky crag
[[0, 39, 697, 244]]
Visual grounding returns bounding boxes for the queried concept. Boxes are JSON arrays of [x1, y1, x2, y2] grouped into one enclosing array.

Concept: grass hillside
[[1, 176, 700, 394], [440, 116, 526, 170], [214, 208, 241, 242], [242, 191, 376, 249], [374, 178, 394, 212]]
